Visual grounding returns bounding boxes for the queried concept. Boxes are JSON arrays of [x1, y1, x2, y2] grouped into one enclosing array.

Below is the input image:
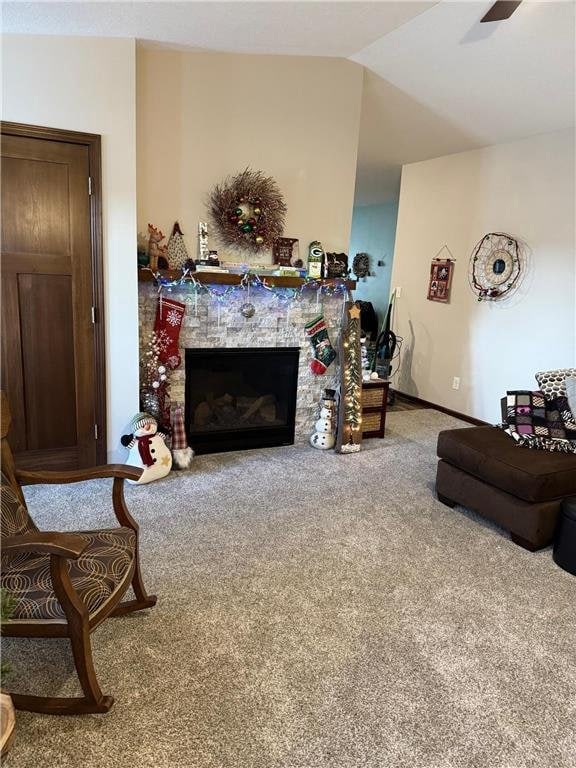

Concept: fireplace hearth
[[185, 347, 300, 454]]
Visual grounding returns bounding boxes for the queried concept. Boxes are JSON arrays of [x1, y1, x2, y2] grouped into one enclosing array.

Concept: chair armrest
[[15, 464, 143, 486], [2, 532, 88, 559]]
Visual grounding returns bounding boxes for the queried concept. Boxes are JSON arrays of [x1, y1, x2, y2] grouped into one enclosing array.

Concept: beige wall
[[391, 129, 575, 423], [137, 47, 363, 262], [2, 35, 138, 460]]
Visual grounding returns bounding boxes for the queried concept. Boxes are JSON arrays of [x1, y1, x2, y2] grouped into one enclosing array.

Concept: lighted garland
[[337, 302, 363, 454], [143, 267, 349, 306], [208, 168, 287, 253], [140, 331, 170, 429]]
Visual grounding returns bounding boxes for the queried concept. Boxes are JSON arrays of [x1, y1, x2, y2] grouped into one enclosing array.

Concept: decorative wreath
[[208, 168, 287, 253], [352, 253, 370, 279], [469, 233, 523, 301]]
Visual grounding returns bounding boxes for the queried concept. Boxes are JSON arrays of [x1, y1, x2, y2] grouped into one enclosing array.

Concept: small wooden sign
[[273, 237, 300, 267], [325, 252, 349, 279]]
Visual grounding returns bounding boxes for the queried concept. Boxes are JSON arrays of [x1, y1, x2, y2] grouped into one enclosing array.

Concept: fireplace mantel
[[138, 268, 356, 290]]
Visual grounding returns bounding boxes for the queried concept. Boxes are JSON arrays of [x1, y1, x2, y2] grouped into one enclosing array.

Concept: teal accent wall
[[349, 201, 399, 327]]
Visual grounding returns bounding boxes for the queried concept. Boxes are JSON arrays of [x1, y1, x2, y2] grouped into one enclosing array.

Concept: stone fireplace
[[138, 281, 346, 446]]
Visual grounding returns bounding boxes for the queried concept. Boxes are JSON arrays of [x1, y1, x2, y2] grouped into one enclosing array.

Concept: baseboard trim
[[392, 390, 490, 427]]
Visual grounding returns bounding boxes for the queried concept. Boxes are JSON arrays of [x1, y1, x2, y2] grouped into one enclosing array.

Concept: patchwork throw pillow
[[535, 368, 576, 400], [501, 390, 576, 454], [503, 391, 546, 435]]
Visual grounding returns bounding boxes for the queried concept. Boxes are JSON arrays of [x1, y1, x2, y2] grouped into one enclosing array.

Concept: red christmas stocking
[[154, 296, 185, 369]]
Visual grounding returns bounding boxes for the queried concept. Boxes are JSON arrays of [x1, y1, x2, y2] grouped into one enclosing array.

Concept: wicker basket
[[362, 387, 386, 408]]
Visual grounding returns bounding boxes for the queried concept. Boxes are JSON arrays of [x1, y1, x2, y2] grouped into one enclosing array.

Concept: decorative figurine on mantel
[[308, 241, 325, 279], [121, 413, 172, 484], [198, 221, 209, 261], [148, 224, 169, 271], [166, 221, 190, 269], [310, 389, 336, 450]]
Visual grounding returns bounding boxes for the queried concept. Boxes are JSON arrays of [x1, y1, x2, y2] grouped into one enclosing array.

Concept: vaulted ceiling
[[4, 1, 574, 205]]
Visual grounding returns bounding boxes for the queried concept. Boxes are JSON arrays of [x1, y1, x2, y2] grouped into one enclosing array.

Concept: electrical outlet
[[452, 377, 460, 390], [395, 286, 402, 298]]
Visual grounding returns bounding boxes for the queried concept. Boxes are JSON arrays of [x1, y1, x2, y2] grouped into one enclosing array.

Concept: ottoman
[[553, 497, 576, 575], [436, 426, 576, 551]]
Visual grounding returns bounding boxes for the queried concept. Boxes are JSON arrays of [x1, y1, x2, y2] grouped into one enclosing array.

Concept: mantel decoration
[[148, 224, 169, 271], [469, 232, 524, 301], [208, 168, 287, 252], [166, 221, 190, 269], [352, 253, 370, 279]]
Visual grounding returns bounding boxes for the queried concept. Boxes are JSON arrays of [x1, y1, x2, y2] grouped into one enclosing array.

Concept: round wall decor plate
[[469, 233, 523, 301]]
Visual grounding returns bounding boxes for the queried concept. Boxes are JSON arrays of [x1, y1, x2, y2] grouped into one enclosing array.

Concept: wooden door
[[1, 125, 105, 469]]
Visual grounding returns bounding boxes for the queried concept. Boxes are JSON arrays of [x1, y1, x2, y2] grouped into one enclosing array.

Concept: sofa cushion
[[1, 527, 135, 622], [437, 426, 576, 503], [535, 368, 576, 400]]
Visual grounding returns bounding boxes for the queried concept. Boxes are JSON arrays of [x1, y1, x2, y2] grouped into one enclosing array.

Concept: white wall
[[2, 35, 138, 460], [391, 129, 575, 423], [137, 48, 363, 260]]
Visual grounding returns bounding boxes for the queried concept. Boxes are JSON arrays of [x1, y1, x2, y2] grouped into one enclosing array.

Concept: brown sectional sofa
[[436, 425, 576, 550]]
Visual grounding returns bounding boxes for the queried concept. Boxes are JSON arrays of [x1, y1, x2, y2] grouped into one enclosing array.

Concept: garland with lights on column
[[336, 301, 363, 454]]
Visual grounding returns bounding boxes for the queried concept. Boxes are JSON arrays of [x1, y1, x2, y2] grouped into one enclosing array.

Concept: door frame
[[1, 121, 107, 463]]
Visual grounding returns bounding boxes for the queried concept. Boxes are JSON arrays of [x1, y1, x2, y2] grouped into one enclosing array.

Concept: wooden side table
[[361, 379, 390, 439]]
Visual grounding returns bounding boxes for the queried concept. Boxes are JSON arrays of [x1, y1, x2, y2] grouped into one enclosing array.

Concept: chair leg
[[111, 478, 157, 618], [10, 628, 113, 715], [111, 556, 157, 618]]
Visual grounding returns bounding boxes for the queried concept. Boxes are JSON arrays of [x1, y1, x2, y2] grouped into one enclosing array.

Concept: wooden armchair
[[0, 392, 157, 714]]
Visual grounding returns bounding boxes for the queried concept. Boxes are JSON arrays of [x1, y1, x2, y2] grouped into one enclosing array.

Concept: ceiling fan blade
[[480, 1, 522, 23]]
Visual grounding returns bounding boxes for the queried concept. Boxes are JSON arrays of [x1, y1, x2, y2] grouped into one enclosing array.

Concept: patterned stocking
[[305, 314, 336, 375], [154, 296, 185, 369]]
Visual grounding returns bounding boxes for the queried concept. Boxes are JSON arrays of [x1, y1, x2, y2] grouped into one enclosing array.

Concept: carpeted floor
[[3, 410, 575, 768]]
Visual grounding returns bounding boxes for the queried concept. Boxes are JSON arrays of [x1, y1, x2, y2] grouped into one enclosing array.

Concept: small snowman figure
[[121, 412, 172, 484], [360, 335, 372, 382], [310, 389, 336, 450]]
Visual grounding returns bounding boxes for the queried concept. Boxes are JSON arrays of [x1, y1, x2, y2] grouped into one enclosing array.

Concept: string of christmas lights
[[337, 303, 363, 453], [343, 309, 363, 433], [142, 267, 350, 306]]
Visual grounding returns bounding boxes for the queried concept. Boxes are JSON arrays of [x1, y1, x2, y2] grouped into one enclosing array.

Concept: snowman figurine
[[360, 335, 372, 382], [121, 412, 172, 484], [310, 390, 336, 450]]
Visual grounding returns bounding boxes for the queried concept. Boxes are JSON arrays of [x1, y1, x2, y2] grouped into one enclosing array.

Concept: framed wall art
[[427, 258, 454, 303]]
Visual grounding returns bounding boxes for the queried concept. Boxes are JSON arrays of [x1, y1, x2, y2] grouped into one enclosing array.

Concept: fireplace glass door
[[185, 347, 300, 454]]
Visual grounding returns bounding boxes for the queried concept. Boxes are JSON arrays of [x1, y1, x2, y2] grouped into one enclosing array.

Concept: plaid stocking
[[305, 314, 336, 375], [154, 296, 185, 369]]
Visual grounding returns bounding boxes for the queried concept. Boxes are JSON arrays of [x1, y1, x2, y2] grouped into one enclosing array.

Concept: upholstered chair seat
[[2, 531, 136, 622]]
